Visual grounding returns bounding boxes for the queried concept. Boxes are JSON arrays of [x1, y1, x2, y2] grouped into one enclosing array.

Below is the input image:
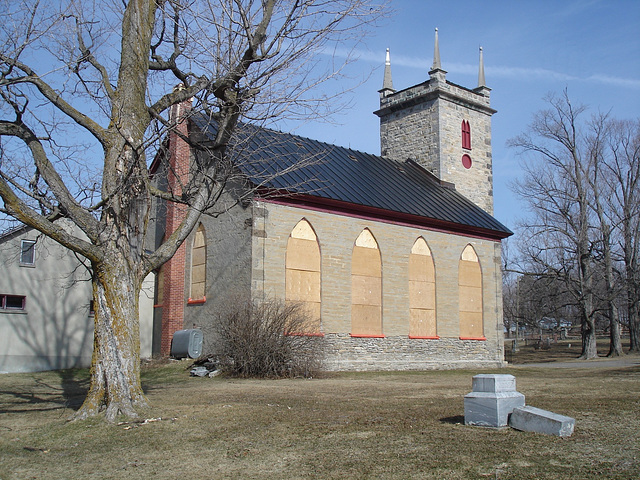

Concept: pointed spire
[[432, 28, 441, 70], [478, 46, 486, 87], [382, 48, 394, 91]]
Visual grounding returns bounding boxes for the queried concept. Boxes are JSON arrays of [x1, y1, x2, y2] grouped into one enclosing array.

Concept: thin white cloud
[[486, 66, 578, 82], [322, 47, 640, 90], [587, 74, 640, 89]]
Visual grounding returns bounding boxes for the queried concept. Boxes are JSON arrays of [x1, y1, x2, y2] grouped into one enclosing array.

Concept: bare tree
[[587, 113, 623, 356], [603, 119, 640, 351], [510, 92, 640, 358], [510, 91, 599, 359], [0, 0, 386, 421]]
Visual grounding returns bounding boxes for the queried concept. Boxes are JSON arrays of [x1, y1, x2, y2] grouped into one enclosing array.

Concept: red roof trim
[[257, 191, 511, 241]]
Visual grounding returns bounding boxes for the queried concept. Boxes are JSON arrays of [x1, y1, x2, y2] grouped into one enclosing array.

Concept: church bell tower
[[375, 29, 496, 214]]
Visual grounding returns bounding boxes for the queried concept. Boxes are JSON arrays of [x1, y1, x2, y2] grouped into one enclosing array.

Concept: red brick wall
[[160, 99, 191, 355]]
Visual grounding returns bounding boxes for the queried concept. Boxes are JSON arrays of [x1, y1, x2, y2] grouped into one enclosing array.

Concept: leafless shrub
[[209, 297, 325, 378]]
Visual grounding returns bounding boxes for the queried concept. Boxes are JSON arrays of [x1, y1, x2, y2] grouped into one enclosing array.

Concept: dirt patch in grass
[[1, 360, 638, 479]]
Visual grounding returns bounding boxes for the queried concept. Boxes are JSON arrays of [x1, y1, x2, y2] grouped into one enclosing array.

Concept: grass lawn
[[1, 346, 638, 479]]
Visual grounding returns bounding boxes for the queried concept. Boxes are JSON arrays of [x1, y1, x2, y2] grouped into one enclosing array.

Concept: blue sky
[[291, 0, 640, 230]]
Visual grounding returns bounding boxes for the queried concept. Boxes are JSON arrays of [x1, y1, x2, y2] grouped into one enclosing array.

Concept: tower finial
[[382, 47, 394, 92], [478, 46, 486, 87], [432, 28, 441, 70]]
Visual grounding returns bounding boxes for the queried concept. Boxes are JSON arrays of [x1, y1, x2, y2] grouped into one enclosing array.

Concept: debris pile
[[189, 357, 223, 378]]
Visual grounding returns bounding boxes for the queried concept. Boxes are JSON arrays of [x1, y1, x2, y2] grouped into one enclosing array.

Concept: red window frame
[[0, 294, 27, 311], [461, 120, 471, 150]]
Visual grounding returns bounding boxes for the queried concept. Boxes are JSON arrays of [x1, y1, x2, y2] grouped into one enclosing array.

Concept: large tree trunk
[[629, 288, 640, 352], [73, 257, 147, 422], [578, 250, 598, 359], [580, 313, 598, 359], [608, 307, 622, 357]]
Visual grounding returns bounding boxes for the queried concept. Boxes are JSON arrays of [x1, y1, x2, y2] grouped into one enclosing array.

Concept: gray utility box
[[464, 374, 525, 428], [171, 329, 203, 359]]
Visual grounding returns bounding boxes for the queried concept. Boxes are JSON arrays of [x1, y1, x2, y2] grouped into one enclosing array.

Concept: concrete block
[[472, 374, 517, 393], [464, 391, 525, 428], [509, 406, 575, 437]]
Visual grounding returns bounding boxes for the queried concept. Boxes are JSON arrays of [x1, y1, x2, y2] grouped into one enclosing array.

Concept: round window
[[462, 154, 472, 169]]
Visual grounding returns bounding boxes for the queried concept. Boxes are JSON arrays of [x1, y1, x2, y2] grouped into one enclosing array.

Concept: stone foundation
[[322, 334, 505, 371]]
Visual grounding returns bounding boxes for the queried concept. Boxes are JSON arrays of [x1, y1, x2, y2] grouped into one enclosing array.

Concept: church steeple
[[380, 48, 394, 97], [375, 28, 496, 214], [429, 27, 446, 83], [474, 46, 491, 97], [477, 46, 486, 88], [432, 27, 441, 70]]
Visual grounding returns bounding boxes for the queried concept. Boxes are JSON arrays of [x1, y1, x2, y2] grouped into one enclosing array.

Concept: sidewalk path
[[513, 355, 640, 369]]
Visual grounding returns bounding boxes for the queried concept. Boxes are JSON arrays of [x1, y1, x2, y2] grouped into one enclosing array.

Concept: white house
[[0, 222, 155, 373]]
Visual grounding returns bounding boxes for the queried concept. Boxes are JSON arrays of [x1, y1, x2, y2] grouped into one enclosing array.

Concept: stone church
[[150, 31, 512, 370]]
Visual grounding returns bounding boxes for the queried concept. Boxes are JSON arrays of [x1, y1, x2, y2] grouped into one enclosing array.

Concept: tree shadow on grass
[[0, 368, 89, 414]]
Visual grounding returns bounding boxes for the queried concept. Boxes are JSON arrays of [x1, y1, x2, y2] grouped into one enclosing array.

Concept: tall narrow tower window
[[461, 120, 471, 150]]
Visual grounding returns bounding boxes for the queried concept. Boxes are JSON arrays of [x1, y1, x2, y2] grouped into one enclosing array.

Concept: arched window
[[458, 244, 484, 339], [461, 120, 471, 150], [286, 219, 321, 333], [409, 238, 437, 338], [189, 224, 206, 302], [351, 228, 383, 337]]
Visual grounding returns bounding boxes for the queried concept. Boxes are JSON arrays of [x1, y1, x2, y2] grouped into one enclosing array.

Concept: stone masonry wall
[[182, 186, 254, 353], [252, 201, 505, 370]]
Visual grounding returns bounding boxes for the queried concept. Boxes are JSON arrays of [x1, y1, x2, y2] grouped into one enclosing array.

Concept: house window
[[20, 239, 36, 266], [285, 219, 321, 333], [351, 228, 383, 337], [461, 120, 471, 150], [409, 238, 438, 339], [189, 224, 206, 303], [0, 294, 26, 311], [462, 154, 473, 169], [458, 245, 484, 340]]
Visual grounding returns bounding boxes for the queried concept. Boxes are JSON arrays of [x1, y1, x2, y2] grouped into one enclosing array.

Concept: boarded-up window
[[286, 219, 321, 333], [190, 224, 206, 301], [351, 229, 382, 336], [409, 238, 437, 338], [459, 245, 484, 339]]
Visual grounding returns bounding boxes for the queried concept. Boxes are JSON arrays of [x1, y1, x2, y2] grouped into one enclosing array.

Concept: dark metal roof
[[191, 114, 512, 239]]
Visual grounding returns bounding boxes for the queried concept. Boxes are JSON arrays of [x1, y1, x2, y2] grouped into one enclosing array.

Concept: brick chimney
[[160, 88, 192, 356]]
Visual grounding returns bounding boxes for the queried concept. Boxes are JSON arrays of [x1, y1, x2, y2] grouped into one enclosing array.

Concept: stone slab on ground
[[509, 405, 575, 437]]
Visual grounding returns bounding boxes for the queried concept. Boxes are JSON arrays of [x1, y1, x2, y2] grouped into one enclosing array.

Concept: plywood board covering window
[[190, 224, 206, 301], [409, 238, 437, 338], [286, 219, 321, 332], [351, 229, 382, 336], [458, 244, 483, 338]]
